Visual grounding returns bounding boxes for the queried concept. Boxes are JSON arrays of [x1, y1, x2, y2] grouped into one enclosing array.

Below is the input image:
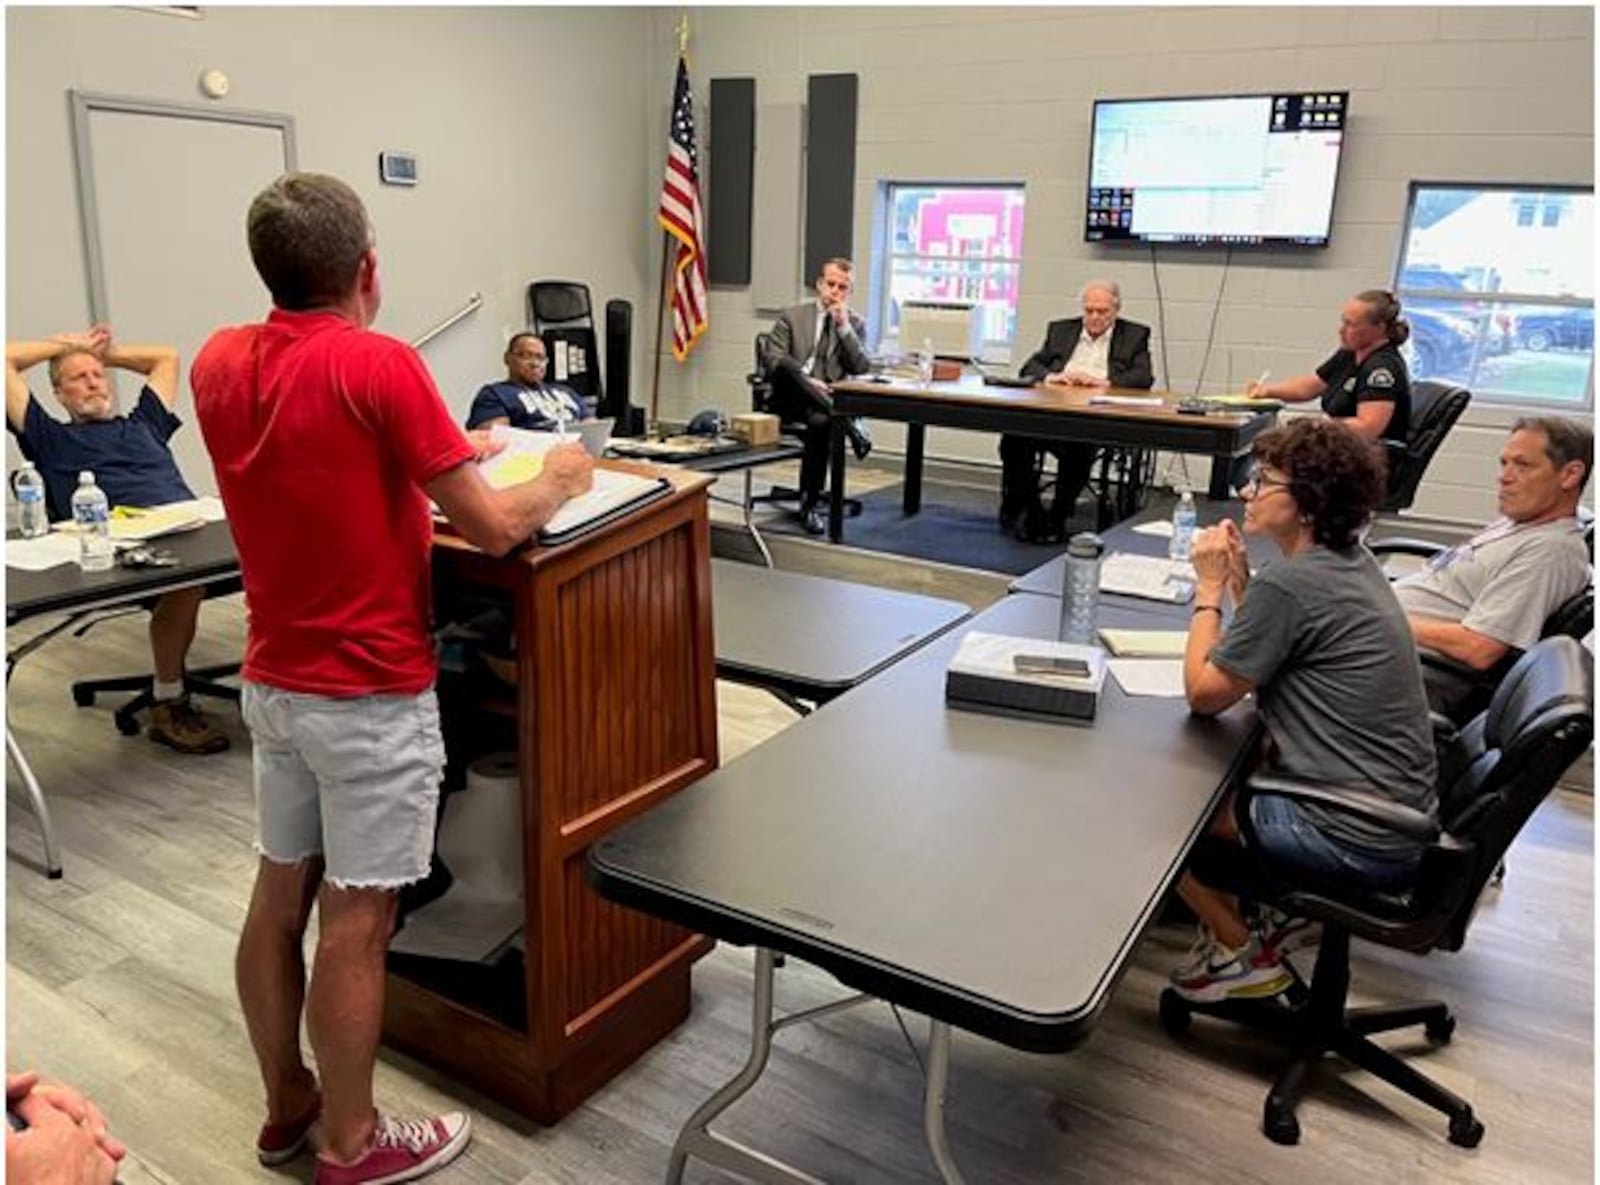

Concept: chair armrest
[[1368, 537, 1446, 560], [1240, 771, 1441, 843]]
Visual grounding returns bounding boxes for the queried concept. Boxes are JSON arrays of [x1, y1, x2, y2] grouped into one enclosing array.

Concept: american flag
[[657, 55, 709, 361]]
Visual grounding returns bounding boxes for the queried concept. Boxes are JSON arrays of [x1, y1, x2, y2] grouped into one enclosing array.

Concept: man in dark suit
[[1000, 280, 1155, 542], [761, 257, 874, 535]]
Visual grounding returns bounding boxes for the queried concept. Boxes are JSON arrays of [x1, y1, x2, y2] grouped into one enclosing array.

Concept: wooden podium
[[382, 466, 718, 1122]]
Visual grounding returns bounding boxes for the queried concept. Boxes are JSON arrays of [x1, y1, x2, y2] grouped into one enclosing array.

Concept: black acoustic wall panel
[[707, 77, 755, 286], [804, 73, 858, 282], [604, 298, 643, 436]]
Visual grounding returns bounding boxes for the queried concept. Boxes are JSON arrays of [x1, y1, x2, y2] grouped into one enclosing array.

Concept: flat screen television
[[1086, 92, 1349, 247]]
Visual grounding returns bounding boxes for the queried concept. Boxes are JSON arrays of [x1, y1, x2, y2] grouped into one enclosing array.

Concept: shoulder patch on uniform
[[1367, 367, 1395, 389]]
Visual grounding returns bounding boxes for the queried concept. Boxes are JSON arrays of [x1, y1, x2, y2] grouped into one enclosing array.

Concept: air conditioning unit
[[899, 300, 982, 360]]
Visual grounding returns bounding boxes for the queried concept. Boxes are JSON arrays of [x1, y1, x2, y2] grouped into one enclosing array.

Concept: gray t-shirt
[[1211, 546, 1438, 856], [1394, 516, 1589, 652]]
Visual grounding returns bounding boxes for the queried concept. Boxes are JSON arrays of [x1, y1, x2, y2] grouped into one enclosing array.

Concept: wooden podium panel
[[383, 467, 718, 1122]]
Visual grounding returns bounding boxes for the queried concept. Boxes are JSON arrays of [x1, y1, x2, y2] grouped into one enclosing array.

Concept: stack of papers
[[1107, 659, 1187, 698], [1099, 553, 1196, 603], [1087, 394, 1164, 408], [475, 428, 668, 542]]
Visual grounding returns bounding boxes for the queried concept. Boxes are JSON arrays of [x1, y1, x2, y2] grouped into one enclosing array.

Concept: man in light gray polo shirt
[[1395, 416, 1590, 709]]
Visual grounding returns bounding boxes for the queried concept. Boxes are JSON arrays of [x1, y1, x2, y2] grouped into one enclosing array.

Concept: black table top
[[712, 560, 971, 699], [589, 593, 1257, 1053], [6, 521, 241, 625]]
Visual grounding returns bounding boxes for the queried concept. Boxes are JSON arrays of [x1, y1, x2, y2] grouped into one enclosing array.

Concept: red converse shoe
[[314, 1112, 471, 1185]]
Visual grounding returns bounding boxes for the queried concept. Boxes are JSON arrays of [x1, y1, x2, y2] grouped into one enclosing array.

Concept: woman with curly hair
[[1170, 417, 1438, 1002]]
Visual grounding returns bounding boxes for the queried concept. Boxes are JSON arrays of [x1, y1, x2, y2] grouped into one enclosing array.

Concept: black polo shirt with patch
[[1315, 344, 1411, 444]]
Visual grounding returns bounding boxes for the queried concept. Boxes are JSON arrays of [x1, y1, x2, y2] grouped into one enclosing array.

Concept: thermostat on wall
[[378, 151, 418, 187]]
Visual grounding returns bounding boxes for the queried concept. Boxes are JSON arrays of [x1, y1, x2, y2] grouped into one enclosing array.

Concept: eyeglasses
[[1240, 467, 1291, 498]]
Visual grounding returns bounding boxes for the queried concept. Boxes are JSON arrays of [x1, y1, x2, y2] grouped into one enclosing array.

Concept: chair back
[[750, 332, 778, 416], [1382, 380, 1471, 512], [527, 281, 602, 407], [1429, 636, 1593, 950]]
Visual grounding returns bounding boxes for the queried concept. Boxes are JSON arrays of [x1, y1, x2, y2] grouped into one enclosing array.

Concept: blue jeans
[[1249, 794, 1420, 888]]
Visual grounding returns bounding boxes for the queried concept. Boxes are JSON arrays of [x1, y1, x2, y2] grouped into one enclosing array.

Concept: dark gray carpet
[[759, 480, 1103, 575]]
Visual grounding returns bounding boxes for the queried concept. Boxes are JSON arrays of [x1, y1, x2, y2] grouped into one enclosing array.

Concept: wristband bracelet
[[1193, 604, 1223, 616]]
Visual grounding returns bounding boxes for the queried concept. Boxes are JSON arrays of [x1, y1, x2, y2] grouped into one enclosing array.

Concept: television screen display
[[1086, 92, 1349, 247]]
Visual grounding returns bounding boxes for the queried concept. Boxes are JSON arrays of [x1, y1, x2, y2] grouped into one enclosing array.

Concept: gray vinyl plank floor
[[6, 538, 1593, 1184]]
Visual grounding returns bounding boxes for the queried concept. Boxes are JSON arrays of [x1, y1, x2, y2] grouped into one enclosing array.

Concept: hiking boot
[[258, 1093, 321, 1166], [314, 1112, 471, 1185], [1169, 933, 1292, 1004], [149, 694, 230, 755]]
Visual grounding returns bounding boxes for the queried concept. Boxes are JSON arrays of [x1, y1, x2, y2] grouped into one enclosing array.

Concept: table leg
[[1208, 455, 1233, 500], [904, 423, 927, 515], [828, 418, 847, 543], [923, 1020, 967, 1184], [6, 723, 62, 878], [742, 469, 775, 569]]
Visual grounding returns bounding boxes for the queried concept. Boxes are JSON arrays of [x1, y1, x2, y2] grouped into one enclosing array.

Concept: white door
[[81, 100, 292, 497]]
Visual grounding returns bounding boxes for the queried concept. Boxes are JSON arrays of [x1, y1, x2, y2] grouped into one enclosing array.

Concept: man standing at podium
[[193, 172, 591, 1185], [999, 279, 1154, 543], [762, 257, 874, 535]]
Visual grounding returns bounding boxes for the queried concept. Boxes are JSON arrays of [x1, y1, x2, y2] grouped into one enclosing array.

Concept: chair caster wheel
[[1158, 989, 1191, 1037], [1449, 1112, 1484, 1148], [115, 714, 141, 737], [1263, 1103, 1300, 1146], [72, 687, 95, 707], [1426, 1014, 1456, 1043]]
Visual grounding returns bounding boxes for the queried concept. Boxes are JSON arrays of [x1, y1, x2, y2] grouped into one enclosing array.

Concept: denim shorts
[[241, 680, 446, 890], [1249, 793, 1419, 888]]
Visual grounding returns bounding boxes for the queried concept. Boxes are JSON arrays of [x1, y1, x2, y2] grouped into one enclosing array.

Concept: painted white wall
[[643, 5, 1594, 523], [7, 5, 653, 482]]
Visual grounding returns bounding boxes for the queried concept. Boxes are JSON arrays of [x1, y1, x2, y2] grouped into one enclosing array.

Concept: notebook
[[475, 427, 670, 544]]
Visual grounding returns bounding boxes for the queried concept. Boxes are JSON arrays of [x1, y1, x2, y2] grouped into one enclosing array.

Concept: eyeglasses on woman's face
[[1241, 465, 1291, 499]]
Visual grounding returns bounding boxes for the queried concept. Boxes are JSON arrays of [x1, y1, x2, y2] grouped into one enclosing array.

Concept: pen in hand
[[1250, 369, 1271, 397]]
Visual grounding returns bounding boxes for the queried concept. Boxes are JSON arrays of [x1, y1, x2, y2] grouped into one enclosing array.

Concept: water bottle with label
[[71, 470, 114, 572], [1058, 531, 1104, 645], [13, 462, 49, 538], [1170, 487, 1197, 562], [916, 337, 935, 386]]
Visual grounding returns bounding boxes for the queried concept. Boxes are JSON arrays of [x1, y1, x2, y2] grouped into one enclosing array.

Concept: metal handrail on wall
[[410, 292, 482, 350]]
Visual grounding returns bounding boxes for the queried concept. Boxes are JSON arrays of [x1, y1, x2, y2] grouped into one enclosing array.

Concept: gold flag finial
[[676, 12, 689, 56]]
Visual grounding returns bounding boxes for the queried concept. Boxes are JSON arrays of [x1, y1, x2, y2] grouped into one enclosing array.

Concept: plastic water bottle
[[1058, 531, 1104, 645], [71, 470, 113, 572], [916, 337, 935, 386], [1170, 488, 1197, 562], [14, 462, 49, 538]]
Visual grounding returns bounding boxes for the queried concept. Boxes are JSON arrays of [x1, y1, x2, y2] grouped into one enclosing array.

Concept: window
[[874, 183, 1026, 359], [1395, 184, 1593, 409]]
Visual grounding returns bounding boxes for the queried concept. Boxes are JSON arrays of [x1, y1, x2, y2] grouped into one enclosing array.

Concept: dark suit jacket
[[762, 302, 871, 386], [1018, 318, 1154, 389]]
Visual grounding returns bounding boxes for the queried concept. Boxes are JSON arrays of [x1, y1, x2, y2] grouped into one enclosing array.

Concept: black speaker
[[604, 299, 644, 437]]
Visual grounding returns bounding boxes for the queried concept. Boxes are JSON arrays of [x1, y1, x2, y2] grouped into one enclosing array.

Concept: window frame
[[871, 180, 1028, 362], [1394, 181, 1593, 413]]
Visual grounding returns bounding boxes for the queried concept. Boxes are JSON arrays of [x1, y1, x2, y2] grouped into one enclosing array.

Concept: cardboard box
[[932, 358, 963, 382], [729, 412, 780, 446]]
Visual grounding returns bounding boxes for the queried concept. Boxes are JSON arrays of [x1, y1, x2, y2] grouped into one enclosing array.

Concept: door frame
[[69, 89, 298, 322]]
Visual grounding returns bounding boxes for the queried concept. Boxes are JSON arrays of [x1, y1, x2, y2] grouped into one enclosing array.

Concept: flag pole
[[649, 13, 692, 434]]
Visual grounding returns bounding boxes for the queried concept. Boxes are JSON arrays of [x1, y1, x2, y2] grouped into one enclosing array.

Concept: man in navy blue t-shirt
[[464, 332, 592, 432], [6, 326, 228, 755]]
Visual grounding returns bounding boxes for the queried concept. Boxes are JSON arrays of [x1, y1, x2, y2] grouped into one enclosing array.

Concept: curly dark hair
[[1252, 419, 1386, 550]]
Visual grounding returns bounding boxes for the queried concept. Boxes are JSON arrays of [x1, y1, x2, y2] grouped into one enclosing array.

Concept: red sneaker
[[314, 1112, 471, 1185], [257, 1093, 321, 1166]]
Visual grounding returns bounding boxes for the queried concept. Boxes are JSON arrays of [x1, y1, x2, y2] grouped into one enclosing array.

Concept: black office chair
[[528, 281, 603, 415], [69, 579, 244, 736], [746, 331, 861, 520], [1381, 380, 1472, 514], [1161, 635, 1593, 1148]]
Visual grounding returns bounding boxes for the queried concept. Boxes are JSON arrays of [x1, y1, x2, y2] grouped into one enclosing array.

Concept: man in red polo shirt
[[192, 172, 592, 1185]]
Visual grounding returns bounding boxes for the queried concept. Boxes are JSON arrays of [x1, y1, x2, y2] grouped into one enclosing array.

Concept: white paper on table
[[1108, 658, 1187, 697], [1132, 520, 1176, 538], [6, 533, 83, 571]]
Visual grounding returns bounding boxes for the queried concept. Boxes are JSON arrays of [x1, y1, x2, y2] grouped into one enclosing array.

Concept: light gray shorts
[[240, 680, 446, 890]]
